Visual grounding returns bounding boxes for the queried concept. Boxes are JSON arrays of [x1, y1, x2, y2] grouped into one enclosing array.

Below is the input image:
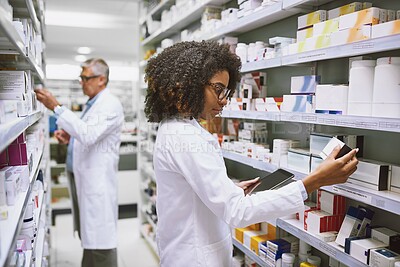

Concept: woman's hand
[[302, 145, 359, 194], [236, 177, 261, 196]]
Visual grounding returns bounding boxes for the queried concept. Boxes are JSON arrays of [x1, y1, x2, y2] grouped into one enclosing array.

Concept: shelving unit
[[1, 0, 48, 265], [138, 0, 400, 264], [232, 238, 268, 267]]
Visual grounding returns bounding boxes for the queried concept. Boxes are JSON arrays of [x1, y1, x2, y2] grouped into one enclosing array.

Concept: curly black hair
[[144, 41, 241, 122]]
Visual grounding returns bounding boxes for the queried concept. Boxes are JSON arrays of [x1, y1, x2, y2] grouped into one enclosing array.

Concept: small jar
[[235, 43, 247, 64], [281, 253, 295, 267], [247, 43, 256, 62], [307, 255, 321, 267]]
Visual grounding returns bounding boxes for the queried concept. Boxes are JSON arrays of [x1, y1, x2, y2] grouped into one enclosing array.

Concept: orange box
[[371, 20, 400, 38], [248, 223, 261, 231]]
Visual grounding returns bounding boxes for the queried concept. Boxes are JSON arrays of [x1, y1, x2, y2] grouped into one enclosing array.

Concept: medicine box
[[296, 27, 313, 42], [244, 230, 266, 250], [331, 25, 371, 46], [369, 248, 400, 267], [348, 159, 389, 191], [336, 206, 365, 247], [305, 34, 331, 51], [328, 2, 363, 20], [310, 154, 323, 172], [317, 231, 338, 242], [265, 97, 280, 112], [250, 234, 269, 255], [313, 18, 339, 36], [319, 137, 345, 160], [348, 238, 387, 264], [0, 71, 29, 100], [291, 75, 320, 94], [243, 122, 266, 131], [254, 98, 266, 111], [280, 95, 314, 113], [304, 210, 344, 234], [371, 227, 400, 245], [371, 19, 400, 39], [298, 10, 327, 30], [288, 41, 306, 55], [235, 226, 253, 243], [318, 190, 346, 215], [310, 132, 364, 156], [390, 165, 400, 193], [287, 148, 311, 174], [315, 84, 349, 115], [339, 7, 380, 30], [356, 206, 374, 237]]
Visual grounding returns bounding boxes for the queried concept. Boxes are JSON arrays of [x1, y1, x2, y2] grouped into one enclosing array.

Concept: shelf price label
[[318, 242, 337, 258], [332, 185, 372, 204]]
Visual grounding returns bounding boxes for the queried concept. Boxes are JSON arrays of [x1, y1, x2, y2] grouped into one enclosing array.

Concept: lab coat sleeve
[[164, 138, 305, 228], [56, 107, 123, 147]]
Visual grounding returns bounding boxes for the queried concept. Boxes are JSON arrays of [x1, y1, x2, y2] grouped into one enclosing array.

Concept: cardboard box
[[288, 41, 307, 55], [369, 248, 400, 267], [328, 2, 363, 20], [251, 234, 269, 255], [339, 7, 380, 30], [313, 18, 339, 36], [305, 34, 331, 51], [390, 165, 400, 193], [287, 148, 311, 174], [305, 210, 344, 234], [348, 159, 389, 191], [296, 27, 313, 42], [318, 190, 346, 215], [0, 71, 29, 100], [336, 206, 365, 246], [348, 238, 387, 264], [371, 227, 400, 245], [235, 226, 252, 243], [280, 95, 314, 113], [315, 84, 349, 115], [310, 132, 364, 156], [291, 75, 320, 94], [331, 25, 371, 46], [371, 20, 400, 39], [298, 10, 327, 29]]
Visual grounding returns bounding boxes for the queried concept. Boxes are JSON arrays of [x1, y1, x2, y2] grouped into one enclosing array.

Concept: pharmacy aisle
[[51, 215, 158, 267]]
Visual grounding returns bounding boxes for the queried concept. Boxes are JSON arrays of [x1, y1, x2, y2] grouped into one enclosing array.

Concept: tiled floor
[[50, 214, 159, 267]]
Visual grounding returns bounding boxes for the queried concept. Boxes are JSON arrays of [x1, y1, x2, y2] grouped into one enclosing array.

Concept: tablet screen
[[247, 169, 295, 194]]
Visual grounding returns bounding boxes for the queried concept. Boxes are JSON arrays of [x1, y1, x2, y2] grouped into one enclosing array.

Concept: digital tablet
[[247, 168, 295, 195]]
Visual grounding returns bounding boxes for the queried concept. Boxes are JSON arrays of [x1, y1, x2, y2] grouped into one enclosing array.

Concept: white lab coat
[[56, 89, 124, 249], [154, 118, 305, 267]]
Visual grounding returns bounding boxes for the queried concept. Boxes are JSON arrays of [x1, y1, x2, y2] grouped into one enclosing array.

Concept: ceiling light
[[77, 47, 92, 54], [74, 55, 87, 62]]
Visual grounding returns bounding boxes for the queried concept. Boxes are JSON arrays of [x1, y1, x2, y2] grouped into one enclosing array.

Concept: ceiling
[[44, 0, 140, 66]]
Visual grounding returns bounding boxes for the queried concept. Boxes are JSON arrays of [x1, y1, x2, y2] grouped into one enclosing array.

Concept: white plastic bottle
[[247, 42, 255, 62], [348, 60, 376, 116], [235, 43, 247, 64], [372, 57, 400, 118], [282, 253, 295, 267], [254, 41, 265, 61], [307, 255, 321, 267]]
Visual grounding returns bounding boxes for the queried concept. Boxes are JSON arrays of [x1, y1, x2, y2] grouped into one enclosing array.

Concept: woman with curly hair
[[144, 41, 358, 266]]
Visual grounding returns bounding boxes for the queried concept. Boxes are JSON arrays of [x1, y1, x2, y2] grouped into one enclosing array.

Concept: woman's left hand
[[236, 177, 261, 196]]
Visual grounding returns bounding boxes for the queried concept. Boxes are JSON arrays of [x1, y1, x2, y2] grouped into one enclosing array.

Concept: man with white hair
[[35, 58, 124, 267]]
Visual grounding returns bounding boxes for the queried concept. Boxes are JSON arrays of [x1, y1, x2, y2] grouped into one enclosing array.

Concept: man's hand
[[54, 130, 70, 145], [236, 177, 261, 196], [34, 89, 60, 111]]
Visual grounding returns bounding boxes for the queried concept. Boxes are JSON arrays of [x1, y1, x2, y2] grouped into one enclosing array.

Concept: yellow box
[[372, 20, 400, 38], [300, 262, 317, 267], [235, 226, 252, 243], [297, 27, 314, 42], [244, 230, 265, 250], [331, 25, 371, 46], [250, 234, 269, 255], [339, 7, 380, 30], [288, 41, 307, 55], [305, 34, 331, 51], [298, 10, 327, 29], [328, 2, 363, 20], [313, 18, 339, 36], [267, 223, 277, 240]]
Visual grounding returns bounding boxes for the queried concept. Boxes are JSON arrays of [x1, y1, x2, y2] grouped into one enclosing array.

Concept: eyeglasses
[[208, 82, 232, 101], [79, 75, 100, 82]]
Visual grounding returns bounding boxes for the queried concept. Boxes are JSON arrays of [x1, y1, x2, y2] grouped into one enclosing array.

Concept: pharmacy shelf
[[323, 183, 400, 216], [0, 111, 42, 153], [276, 219, 368, 267], [11, 0, 41, 33], [0, 7, 45, 83], [223, 149, 400, 216], [282, 0, 334, 9], [0, 6, 26, 54], [221, 110, 280, 121], [280, 112, 400, 133], [222, 150, 278, 173], [0, 147, 43, 267], [241, 57, 281, 72], [33, 227, 45, 267], [201, 2, 304, 41], [282, 34, 400, 65], [139, 0, 174, 25], [220, 110, 400, 133], [142, 0, 230, 46], [140, 227, 158, 256], [232, 238, 268, 267]]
